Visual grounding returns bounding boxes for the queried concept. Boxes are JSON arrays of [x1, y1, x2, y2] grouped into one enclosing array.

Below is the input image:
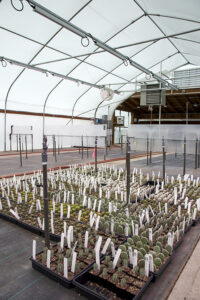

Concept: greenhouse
[[0, 0, 200, 299]]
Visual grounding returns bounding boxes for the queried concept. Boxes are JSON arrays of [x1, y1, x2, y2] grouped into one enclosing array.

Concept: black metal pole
[[183, 137, 186, 176], [147, 137, 149, 165], [104, 137, 106, 161], [126, 137, 131, 204], [16, 134, 18, 152], [25, 135, 28, 159], [95, 136, 98, 173], [162, 137, 165, 181], [9, 134, 12, 151], [121, 135, 123, 154], [81, 135, 84, 159], [149, 138, 152, 164], [19, 135, 22, 167], [54, 138, 57, 162], [42, 136, 50, 248], [195, 139, 198, 169]]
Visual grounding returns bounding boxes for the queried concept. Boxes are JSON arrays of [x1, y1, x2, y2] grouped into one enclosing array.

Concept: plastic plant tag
[[196, 198, 200, 211], [110, 241, 115, 257], [99, 188, 102, 199], [95, 216, 100, 231], [121, 191, 123, 202], [64, 222, 67, 236], [165, 203, 168, 214], [71, 194, 74, 205], [95, 236, 102, 252], [98, 200, 102, 213], [125, 223, 129, 236], [32, 240, 36, 260], [78, 210, 82, 221], [184, 197, 188, 209], [60, 203, 63, 220], [64, 191, 66, 203], [95, 248, 100, 270], [178, 205, 181, 217], [192, 208, 197, 220], [182, 217, 186, 232], [42, 219, 44, 230], [67, 205, 70, 219], [10, 209, 20, 219], [88, 198, 91, 209], [131, 221, 135, 236], [101, 238, 111, 255], [145, 254, 149, 277], [37, 217, 42, 228], [112, 248, 121, 269], [93, 199, 97, 211], [47, 249, 51, 269], [60, 232, 65, 250], [133, 249, 138, 268], [84, 231, 89, 248], [108, 202, 112, 214], [128, 247, 133, 265], [0, 199, 2, 210], [149, 228, 153, 241], [135, 224, 139, 236], [149, 254, 154, 272], [187, 202, 191, 214], [71, 251, 77, 273], [64, 258, 68, 279]]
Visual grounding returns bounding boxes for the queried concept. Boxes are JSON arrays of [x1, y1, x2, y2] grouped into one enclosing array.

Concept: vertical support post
[[149, 138, 152, 164], [81, 135, 84, 160], [42, 135, 50, 248], [16, 134, 18, 152], [104, 136, 107, 161], [126, 137, 131, 204], [195, 139, 198, 169], [25, 135, 28, 159], [58, 136, 60, 155], [183, 137, 186, 176], [19, 135, 22, 167], [54, 137, 57, 163], [186, 102, 189, 125], [86, 136, 89, 159], [162, 137, 165, 182], [121, 135, 123, 154], [31, 134, 33, 152], [95, 136, 98, 173], [146, 136, 149, 165]]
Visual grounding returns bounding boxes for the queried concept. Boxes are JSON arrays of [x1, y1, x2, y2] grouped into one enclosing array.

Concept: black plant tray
[[192, 214, 200, 226], [30, 255, 94, 289], [151, 252, 174, 280], [0, 211, 42, 236], [73, 266, 153, 300], [184, 221, 193, 233], [173, 234, 184, 250]]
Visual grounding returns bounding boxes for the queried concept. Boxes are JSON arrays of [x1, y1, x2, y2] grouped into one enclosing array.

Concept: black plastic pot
[[151, 252, 174, 280], [0, 212, 42, 236], [73, 266, 153, 300]]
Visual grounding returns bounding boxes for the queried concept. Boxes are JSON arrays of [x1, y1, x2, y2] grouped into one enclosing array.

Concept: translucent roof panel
[[0, 0, 199, 118]]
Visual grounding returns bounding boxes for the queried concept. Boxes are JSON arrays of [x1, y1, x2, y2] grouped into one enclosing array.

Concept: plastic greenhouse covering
[[0, 0, 200, 118]]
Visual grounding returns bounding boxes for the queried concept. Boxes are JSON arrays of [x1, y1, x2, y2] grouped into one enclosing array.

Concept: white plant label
[[0, 199, 2, 210], [67, 205, 71, 219], [84, 231, 89, 248], [32, 240, 36, 260], [108, 202, 112, 214], [47, 249, 51, 268], [71, 251, 77, 273], [128, 247, 133, 265], [60, 203, 63, 220], [95, 216, 100, 231], [149, 228, 153, 241], [98, 200, 102, 213], [192, 208, 197, 220], [178, 205, 181, 217], [149, 254, 154, 272], [110, 241, 115, 257], [145, 254, 149, 277], [131, 221, 135, 236], [64, 222, 67, 236], [112, 248, 121, 269], [60, 232, 65, 250], [111, 219, 114, 233], [125, 223, 129, 237], [95, 236, 102, 252], [78, 210, 82, 221], [133, 249, 138, 268], [93, 199, 97, 211], [101, 238, 111, 255], [135, 224, 139, 236], [37, 217, 42, 228], [64, 258, 68, 279], [184, 197, 188, 209], [165, 203, 168, 214]]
